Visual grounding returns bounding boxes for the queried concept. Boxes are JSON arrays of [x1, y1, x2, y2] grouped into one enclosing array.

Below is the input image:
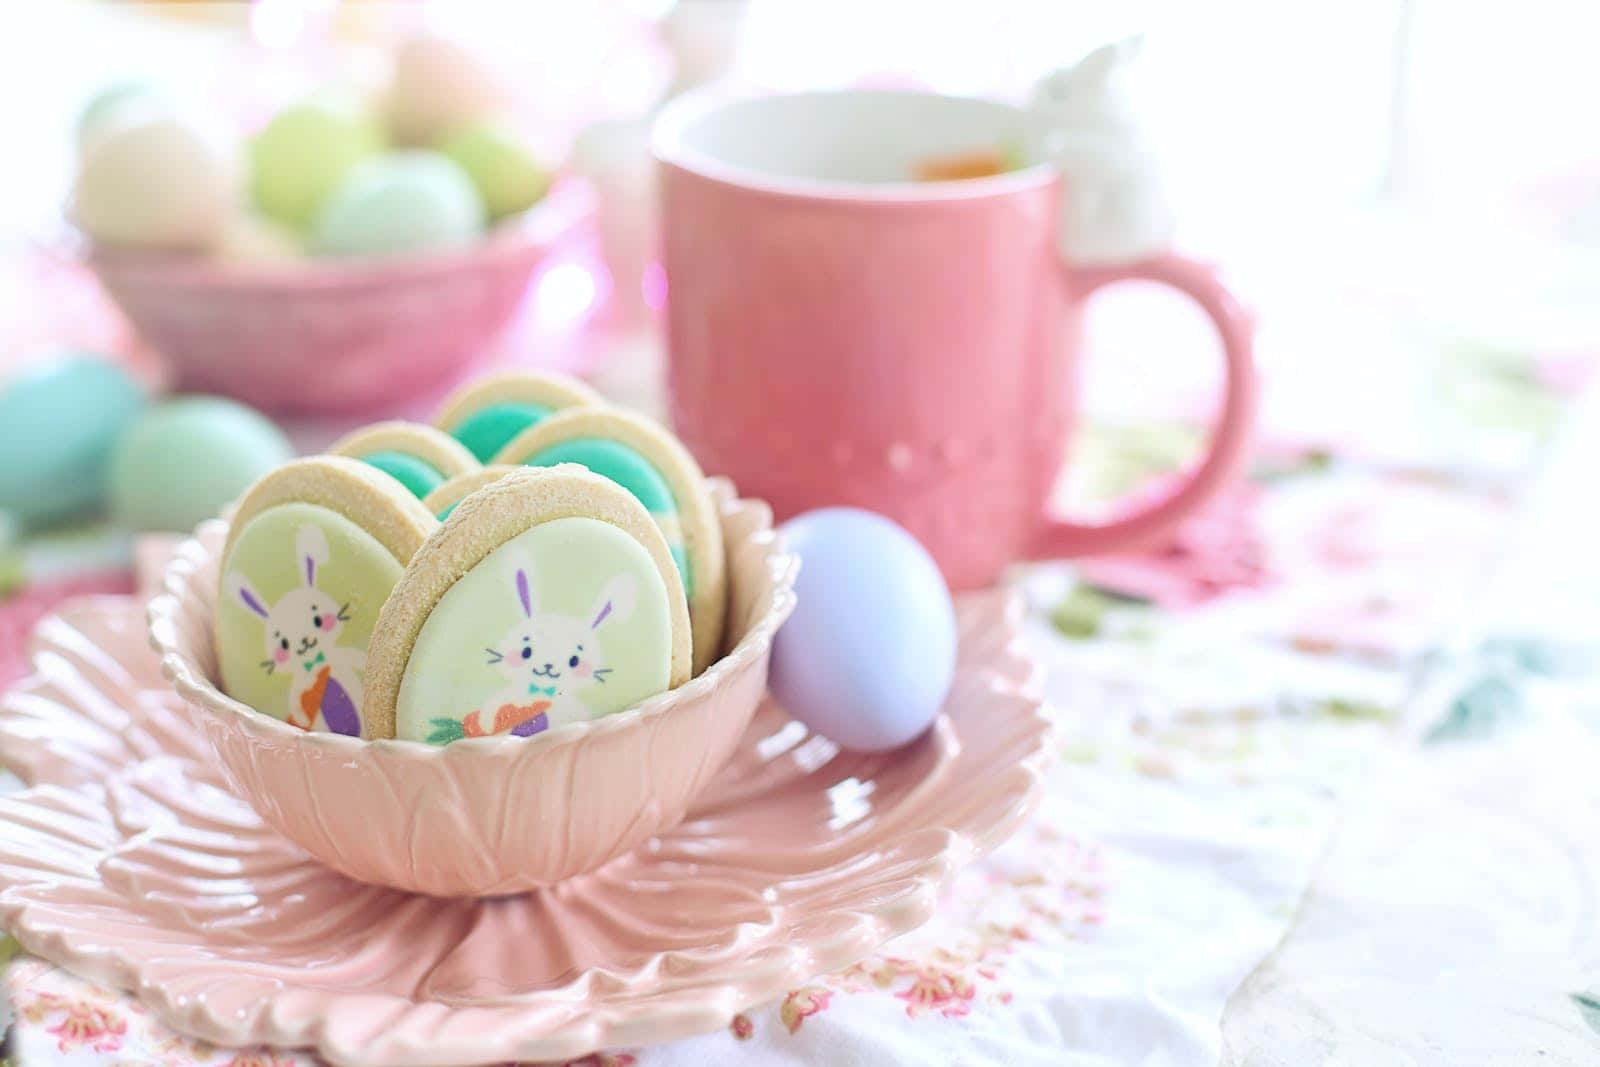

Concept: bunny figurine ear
[[226, 571, 270, 619], [1032, 34, 1144, 120], [590, 574, 638, 631], [295, 524, 331, 587]]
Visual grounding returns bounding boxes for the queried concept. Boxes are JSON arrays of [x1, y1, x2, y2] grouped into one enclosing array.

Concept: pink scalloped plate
[[0, 591, 1051, 1066]]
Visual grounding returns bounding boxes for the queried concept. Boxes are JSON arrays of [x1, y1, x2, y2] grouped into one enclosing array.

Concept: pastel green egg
[[250, 96, 384, 229], [311, 151, 486, 258], [0, 356, 147, 526], [438, 124, 550, 219], [109, 397, 294, 532]]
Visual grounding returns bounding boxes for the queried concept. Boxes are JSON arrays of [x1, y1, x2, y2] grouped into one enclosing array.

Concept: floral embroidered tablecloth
[[2, 230, 1599, 1066]]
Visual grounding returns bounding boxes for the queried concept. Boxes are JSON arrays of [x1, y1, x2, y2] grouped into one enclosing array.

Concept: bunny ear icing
[[226, 571, 270, 619], [502, 548, 537, 618], [295, 523, 331, 586], [591, 574, 637, 630], [516, 569, 533, 618]]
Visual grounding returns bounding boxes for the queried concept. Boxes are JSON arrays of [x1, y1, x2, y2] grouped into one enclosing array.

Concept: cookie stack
[[213, 372, 725, 744]]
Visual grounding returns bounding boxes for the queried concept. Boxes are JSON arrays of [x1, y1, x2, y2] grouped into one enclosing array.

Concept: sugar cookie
[[217, 457, 438, 735], [420, 464, 518, 519], [363, 465, 691, 743], [492, 408, 726, 674], [326, 421, 480, 501], [431, 371, 602, 464]]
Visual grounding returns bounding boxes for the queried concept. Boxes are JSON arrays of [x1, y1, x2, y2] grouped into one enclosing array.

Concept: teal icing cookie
[[326, 422, 480, 502], [362, 464, 691, 741], [430, 371, 602, 464], [515, 437, 690, 587], [492, 407, 726, 675]]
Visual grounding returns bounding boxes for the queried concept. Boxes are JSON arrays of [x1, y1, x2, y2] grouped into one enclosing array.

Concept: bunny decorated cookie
[[363, 464, 691, 742], [431, 370, 602, 463], [216, 457, 438, 734], [214, 370, 726, 746], [493, 407, 726, 674], [327, 421, 481, 501]]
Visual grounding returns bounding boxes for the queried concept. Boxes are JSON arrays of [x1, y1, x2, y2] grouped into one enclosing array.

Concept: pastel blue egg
[[770, 508, 956, 752], [0, 356, 147, 525]]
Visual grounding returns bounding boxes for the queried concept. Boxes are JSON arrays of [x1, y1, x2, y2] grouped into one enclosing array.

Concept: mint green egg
[[438, 124, 550, 219], [0, 356, 147, 526], [109, 397, 294, 532], [251, 96, 384, 229], [311, 151, 485, 258]]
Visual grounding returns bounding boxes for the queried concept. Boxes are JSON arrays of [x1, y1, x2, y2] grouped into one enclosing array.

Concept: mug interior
[[654, 90, 1052, 191]]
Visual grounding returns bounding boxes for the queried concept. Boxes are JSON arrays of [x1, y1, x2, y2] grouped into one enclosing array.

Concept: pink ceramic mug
[[655, 90, 1256, 589]]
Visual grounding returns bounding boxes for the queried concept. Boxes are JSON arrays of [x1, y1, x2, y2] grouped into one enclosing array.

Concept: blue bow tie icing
[[528, 683, 557, 697]]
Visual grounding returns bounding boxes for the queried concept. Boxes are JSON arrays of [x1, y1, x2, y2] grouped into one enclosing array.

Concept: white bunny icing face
[[395, 516, 674, 744], [230, 527, 352, 673], [485, 566, 637, 707]]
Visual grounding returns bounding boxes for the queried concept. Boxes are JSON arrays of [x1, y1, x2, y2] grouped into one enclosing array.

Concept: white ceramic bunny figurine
[[1032, 35, 1174, 266]]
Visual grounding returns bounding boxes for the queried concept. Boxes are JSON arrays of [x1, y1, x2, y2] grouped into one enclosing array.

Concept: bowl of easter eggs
[[71, 34, 588, 415], [148, 373, 801, 896]]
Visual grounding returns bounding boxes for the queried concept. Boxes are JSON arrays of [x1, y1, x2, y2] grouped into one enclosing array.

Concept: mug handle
[[1029, 253, 1258, 559]]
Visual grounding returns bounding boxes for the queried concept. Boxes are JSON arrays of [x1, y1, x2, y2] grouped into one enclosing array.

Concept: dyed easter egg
[[311, 151, 485, 258], [385, 33, 508, 145], [108, 397, 294, 532], [213, 213, 304, 266], [72, 111, 236, 249], [250, 96, 383, 229], [770, 508, 956, 752], [77, 80, 171, 150], [0, 356, 147, 525], [438, 124, 550, 219]]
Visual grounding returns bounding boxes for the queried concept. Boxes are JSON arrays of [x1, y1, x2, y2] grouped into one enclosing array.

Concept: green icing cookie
[[451, 402, 555, 463], [521, 437, 692, 596], [395, 516, 673, 743], [361, 450, 445, 499], [217, 502, 402, 735]]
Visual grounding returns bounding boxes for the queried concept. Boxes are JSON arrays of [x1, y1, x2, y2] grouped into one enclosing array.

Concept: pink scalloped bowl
[[0, 585, 1049, 1064], [86, 181, 591, 415], [148, 479, 798, 897]]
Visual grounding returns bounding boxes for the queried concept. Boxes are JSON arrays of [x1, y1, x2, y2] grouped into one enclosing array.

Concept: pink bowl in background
[[88, 181, 592, 415], [148, 478, 798, 897]]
